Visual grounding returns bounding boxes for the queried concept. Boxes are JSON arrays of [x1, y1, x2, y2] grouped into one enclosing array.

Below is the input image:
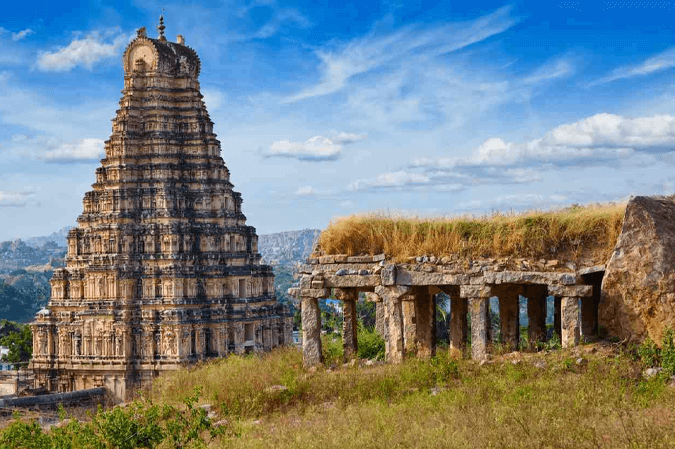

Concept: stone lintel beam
[[334, 288, 359, 361], [576, 265, 606, 276], [547, 284, 592, 297], [470, 297, 490, 361], [295, 288, 331, 299], [375, 285, 411, 363], [485, 271, 577, 286], [561, 296, 581, 348], [460, 284, 492, 299], [301, 296, 324, 367], [395, 270, 470, 286], [324, 275, 380, 288]]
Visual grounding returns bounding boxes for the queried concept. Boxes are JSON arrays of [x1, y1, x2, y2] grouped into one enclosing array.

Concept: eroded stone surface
[[600, 195, 675, 343], [561, 297, 580, 348]]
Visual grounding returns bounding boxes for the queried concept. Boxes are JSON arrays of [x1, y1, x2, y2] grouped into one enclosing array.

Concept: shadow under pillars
[[448, 292, 467, 352], [581, 272, 602, 341], [554, 296, 562, 339], [525, 285, 547, 346], [300, 296, 323, 367], [497, 286, 521, 351]]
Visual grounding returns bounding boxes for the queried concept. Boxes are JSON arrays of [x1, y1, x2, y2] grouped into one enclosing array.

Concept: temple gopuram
[[29, 19, 293, 400]]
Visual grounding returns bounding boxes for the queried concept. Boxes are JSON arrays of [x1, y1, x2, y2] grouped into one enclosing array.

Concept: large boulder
[[600, 195, 675, 343]]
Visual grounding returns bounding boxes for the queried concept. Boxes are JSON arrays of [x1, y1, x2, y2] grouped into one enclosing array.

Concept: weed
[[316, 202, 625, 263]]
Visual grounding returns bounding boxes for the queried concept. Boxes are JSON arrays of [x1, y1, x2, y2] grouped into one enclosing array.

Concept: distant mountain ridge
[[25, 226, 72, 248], [258, 229, 321, 265]]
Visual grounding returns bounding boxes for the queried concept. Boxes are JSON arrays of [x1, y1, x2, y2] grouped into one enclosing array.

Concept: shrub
[[662, 328, 675, 375], [357, 322, 385, 360], [638, 337, 660, 368], [322, 334, 343, 366]]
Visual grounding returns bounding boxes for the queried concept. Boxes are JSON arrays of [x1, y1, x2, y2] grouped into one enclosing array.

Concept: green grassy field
[[2, 343, 674, 448], [145, 344, 675, 449]]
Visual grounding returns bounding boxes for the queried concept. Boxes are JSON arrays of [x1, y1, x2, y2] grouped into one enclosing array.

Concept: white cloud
[[349, 170, 430, 191], [283, 5, 517, 103], [267, 136, 341, 161], [414, 113, 675, 172], [202, 89, 224, 112], [40, 138, 105, 163], [522, 58, 573, 84], [0, 191, 33, 207], [37, 31, 131, 72], [540, 113, 675, 150], [11, 28, 34, 41], [295, 186, 317, 196], [592, 47, 675, 85], [458, 193, 568, 211], [332, 132, 367, 144], [357, 112, 675, 195], [266, 131, 366, 161]]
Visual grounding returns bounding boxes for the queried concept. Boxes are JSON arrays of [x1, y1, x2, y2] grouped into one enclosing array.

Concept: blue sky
[[2, 0, 675, 240]]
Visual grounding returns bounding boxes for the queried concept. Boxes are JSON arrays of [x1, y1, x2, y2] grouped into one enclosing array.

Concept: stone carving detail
[[29, 23, 292, 401]]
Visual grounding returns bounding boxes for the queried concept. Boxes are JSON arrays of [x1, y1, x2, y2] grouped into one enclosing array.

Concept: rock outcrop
[[600, 195, 675, 343]]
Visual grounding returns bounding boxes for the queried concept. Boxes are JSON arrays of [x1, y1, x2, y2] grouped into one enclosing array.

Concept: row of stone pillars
[[300, 283, 595, 366]]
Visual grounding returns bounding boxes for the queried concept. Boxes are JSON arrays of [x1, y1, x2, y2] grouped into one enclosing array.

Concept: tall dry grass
[[147, 346, 675, 448], [317, 202, 626, 262]]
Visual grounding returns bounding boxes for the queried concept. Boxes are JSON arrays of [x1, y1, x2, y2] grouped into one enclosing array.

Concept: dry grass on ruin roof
[[316, 202, 626, 263]]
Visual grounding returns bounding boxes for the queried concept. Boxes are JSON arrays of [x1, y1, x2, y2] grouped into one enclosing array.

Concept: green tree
[[0, 324, 32, 367]]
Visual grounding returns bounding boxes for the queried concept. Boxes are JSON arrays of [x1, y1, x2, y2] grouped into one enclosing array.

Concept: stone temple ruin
[[290, 196, 675, 366], [29, 21, 293, 399]]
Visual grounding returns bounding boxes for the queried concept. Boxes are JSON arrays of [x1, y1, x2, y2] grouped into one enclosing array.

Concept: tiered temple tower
[[29, 21, 292, 400]]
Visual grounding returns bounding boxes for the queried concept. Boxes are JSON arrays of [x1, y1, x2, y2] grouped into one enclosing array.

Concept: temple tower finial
[[157, 14, 166, 41]]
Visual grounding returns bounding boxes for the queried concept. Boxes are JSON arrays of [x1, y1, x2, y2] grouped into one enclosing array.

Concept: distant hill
[[258, 229, 321, 265], [25, 226, 73, 248]]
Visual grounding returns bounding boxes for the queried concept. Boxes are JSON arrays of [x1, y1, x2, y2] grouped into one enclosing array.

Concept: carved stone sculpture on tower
[[29, 21, 293, 400]]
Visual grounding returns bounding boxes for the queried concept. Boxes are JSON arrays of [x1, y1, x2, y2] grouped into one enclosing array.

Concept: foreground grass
[[3, 345, 673, 448], [148, 346, 675, 448], [316, 202, 626, 262]]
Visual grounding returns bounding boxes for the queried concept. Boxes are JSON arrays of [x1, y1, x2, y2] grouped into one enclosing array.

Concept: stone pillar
[[554, 296, 561, 339], [449, 296, 468, 351], [301, 296, 323, 367], [498, 287, 520, 351], [526, 286, 547, 345], [402, 297, 416, 355], [561, 296, 580, 348], [470, 297, 490, 360], [376, 285, 410, 364], [335, 288, 358, 361], [414, 287, 435, 359], [580, 295, 597, 342], [375, 301, 385, 337]]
